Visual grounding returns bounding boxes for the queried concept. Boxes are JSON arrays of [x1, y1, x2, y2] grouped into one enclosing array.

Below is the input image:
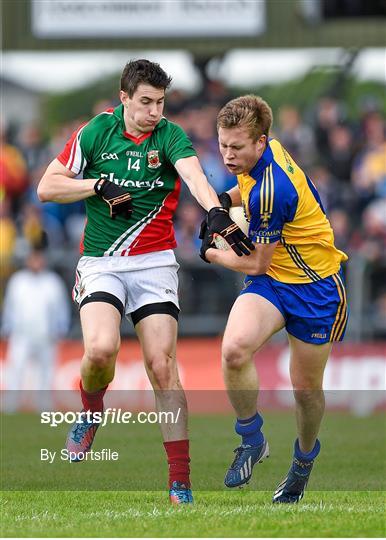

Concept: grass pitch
[[1, 410, 385, 536], [1, 490, 384, 537]]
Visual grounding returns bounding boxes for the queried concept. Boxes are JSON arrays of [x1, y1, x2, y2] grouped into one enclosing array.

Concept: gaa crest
[[147, 150, 161, 169]]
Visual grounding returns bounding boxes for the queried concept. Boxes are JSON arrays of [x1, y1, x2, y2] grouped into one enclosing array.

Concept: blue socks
[[235, 412, 264, 447], [235, 413, 321, 460], [294, 438, 321, 462]]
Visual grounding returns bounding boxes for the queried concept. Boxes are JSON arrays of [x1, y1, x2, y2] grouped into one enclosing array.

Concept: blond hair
[[217, 95, 273, 141]]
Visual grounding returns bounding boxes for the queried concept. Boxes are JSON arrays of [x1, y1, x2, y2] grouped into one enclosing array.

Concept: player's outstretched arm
[[37, 159, 97, 204], [174, 156, 220, 211], [175, 156, 254, 256]]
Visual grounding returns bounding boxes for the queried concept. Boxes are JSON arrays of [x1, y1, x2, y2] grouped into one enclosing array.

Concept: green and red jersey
[[57, 105, 196, 256]]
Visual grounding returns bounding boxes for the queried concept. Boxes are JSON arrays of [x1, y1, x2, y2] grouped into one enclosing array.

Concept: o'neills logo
[[147, 150, 161, 169]]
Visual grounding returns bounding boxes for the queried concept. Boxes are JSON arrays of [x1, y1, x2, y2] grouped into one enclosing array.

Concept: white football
[[213, 206, 250, 250]]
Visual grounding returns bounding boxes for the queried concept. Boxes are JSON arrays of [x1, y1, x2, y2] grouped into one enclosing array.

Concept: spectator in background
[[2, 246, 70, 411], [356, 198, 386, 263], [12, 202, 65, 258], [352, 111, 386, 205], [325, 123, 356, 183], [371, 291, 386, 339], [0, 198, 17, 294], [164, 88, 189, 116], [19, 203, 48, 251], [328, 207, 352, 255], [277, 105, 316, 168], [194, 140, 230, 194], [17, 124, 51, 175], [0, 122, 28, 215], [308, 164, 343, 212], [192, 79, 232, 109], [188, 105, 219, 146], [314, 96, 344, 157], [20, 120, 88, 245], [174, 200, 205, 261]]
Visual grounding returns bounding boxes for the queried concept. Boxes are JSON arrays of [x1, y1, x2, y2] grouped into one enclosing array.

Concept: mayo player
[[37, 60, 254, 504]]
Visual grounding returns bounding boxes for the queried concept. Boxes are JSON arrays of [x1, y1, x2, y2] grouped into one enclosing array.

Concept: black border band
[[131, 301, 179, 326], [79, 291, 124, 318]]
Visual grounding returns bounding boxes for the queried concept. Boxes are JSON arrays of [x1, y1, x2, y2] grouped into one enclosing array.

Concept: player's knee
[[146, 352, 174, 389], [222, 338, 252, 370], [292, 373, 323, 392], [293, 388, 323, 407], [84, 338, 119, 370]]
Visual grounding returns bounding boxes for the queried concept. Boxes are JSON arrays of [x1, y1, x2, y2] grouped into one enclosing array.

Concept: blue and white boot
[[224, 439, 269, 488]]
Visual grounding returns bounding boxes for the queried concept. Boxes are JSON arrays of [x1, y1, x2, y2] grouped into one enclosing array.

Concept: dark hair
[[120, 59, 172, 97]]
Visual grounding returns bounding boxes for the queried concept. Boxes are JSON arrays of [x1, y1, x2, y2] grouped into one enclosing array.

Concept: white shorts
[[73, 250, 180, 320]]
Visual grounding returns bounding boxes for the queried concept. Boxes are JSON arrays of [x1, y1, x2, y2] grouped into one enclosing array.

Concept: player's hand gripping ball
[[206, 206, 254, 256], [213, 206, 250, 251]]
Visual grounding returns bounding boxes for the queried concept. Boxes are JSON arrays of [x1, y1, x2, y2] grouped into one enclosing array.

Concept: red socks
[[163, 439, 191, 488], [80, 381, 107, 412], [80, 382, 190, 488]]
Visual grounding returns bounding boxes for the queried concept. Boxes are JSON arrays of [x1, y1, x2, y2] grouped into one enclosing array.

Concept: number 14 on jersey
[[127, 158, 141, 171]]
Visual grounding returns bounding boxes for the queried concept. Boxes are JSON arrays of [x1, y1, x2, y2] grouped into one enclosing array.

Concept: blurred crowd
[[1, 82, 386, 338]]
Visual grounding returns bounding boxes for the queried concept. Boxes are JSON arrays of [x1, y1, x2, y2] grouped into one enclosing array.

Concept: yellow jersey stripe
[[334, 273, 348, 340], [268, 164, 274, 213], [258, 166, 273, 218], [260, 170, 265, 213], [330, 274, 346, 341], [256, 236, 269, 244]]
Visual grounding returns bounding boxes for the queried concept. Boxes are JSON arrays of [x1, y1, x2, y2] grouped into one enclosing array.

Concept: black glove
[[94, 178, 133, 219], [207, 207, 255, 257], [218, 192, 232, 211], [198, 219, 214, 263]]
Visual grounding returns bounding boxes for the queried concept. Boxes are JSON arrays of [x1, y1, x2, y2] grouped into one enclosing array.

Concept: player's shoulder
[[251, 140, 299, 213], [269, 139, 306, 191], [270, 139, 296, 177], [82, 107, 118, 134]]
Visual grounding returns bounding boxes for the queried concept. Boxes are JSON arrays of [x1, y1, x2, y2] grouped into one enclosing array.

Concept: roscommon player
[[37, 60, 254, 504], [200, 95, 348, 503]]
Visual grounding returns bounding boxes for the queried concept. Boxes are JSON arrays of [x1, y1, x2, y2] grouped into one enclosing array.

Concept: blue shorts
[[239, 270, 348, 344]]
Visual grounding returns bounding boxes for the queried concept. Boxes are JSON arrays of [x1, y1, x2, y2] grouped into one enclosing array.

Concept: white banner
[[32, 0, 266, 38]]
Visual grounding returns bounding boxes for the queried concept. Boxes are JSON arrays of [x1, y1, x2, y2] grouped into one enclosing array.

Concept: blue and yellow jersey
[[237, 139, 348, 284]]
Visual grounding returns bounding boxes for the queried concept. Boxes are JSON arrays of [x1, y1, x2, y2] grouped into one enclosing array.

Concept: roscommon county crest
[[147, 150, 161, 169]]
